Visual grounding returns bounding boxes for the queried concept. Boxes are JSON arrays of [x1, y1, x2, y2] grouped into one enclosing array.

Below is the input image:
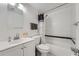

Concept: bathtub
[[45, 37, 75, 56]]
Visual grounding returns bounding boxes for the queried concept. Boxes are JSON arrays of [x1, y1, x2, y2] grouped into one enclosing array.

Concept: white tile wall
[[45, 4, 75, 38]]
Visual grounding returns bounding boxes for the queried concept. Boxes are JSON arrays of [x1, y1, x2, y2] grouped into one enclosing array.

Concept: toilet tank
[[32, 35, 41, 45]]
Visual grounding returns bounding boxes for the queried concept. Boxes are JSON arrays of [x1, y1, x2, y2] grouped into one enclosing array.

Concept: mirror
[[7, 4, 24, 29]]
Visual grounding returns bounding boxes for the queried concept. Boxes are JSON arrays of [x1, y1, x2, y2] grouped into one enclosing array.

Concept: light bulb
[[18, 4, 26, 13]]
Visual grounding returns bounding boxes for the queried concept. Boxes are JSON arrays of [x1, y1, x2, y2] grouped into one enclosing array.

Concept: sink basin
[[9, 40, 21, 44], [8, 38, 34, 45]]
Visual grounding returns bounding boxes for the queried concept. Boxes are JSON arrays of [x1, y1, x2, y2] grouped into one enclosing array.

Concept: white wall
[[0, 3, 38, 41], [45, 4, 75, 38]]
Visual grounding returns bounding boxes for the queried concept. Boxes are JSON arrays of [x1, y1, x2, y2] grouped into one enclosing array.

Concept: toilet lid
[[37, 44, 50, 50]]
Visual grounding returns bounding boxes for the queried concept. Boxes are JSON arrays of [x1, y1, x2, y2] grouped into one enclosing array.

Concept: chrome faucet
[[13, 33, 20, 40]]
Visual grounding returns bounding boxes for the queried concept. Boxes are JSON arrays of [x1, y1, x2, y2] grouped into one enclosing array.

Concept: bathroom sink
[[8, 39, 22, 45], [8, 38, 34, 45], [0, 37, 34, 51]]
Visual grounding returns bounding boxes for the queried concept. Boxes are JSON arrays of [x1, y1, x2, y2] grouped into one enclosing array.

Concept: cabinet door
[[0, 45, 23, 56], [23, 40, 35, 56]]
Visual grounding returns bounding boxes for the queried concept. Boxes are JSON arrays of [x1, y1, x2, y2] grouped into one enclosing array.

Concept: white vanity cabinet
[[0, 45, 23, 56], [0, 40, 36, 56]]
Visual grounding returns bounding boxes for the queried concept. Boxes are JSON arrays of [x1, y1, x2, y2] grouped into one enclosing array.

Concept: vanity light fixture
[[8, 3, 26, 14]]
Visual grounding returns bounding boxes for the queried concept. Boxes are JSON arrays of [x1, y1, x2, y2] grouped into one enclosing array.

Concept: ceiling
[[29, 3, 65, 13]]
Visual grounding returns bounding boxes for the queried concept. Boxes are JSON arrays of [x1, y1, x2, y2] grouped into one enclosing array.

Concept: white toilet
[[37, 44, 50, 56], [36, 21, 50, 56], [33, 34, 50, 56], [32, 35, 50, 56]]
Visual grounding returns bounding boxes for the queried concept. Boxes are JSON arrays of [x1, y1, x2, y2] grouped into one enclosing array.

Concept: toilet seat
[[37, 44, 50, 51], [36, 44, 50, 56]]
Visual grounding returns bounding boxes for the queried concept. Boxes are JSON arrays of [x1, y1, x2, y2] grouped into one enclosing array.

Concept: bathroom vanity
[[0, 38, 37, 56]]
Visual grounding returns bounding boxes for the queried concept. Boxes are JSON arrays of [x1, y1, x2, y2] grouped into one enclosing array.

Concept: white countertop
[[0, 37, 35, 52]]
